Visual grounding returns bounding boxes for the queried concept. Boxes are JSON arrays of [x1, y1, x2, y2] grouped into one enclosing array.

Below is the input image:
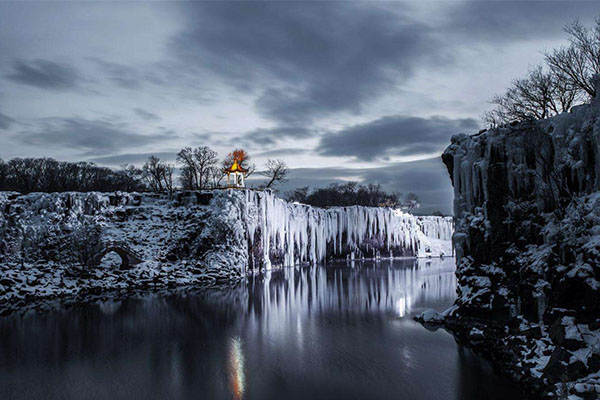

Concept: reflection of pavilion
[[228, 336, 245, 400]]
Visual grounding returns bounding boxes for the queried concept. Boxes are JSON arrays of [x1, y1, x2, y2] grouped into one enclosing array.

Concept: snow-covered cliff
[[440, 83, 600, 399]]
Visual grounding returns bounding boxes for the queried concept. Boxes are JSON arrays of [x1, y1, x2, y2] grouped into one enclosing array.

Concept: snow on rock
[[440, 77, 600, 399]]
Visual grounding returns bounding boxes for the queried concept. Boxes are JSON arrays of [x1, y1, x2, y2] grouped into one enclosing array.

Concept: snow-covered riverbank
[[0, 190, 452, 314]]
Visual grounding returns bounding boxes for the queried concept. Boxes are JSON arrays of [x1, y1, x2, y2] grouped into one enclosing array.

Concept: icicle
[[234, 190, 452, 268]]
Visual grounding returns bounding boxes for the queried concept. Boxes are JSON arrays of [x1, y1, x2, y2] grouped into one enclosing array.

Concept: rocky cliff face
[[441, 87, 600, 398]]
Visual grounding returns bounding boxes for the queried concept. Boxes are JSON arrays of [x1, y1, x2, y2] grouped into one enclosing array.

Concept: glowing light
[[227, 336, 246, 400]]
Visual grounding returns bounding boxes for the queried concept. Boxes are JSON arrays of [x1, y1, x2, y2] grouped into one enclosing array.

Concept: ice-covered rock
[[441, 79, 600, 399]]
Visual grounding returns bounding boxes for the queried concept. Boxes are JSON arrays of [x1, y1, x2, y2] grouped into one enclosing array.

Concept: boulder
[[542, 347, 586, 383], [550, 316, 586, 350]]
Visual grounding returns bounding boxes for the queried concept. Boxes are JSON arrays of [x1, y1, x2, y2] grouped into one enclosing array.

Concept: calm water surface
[[0, 258, 526, 400]]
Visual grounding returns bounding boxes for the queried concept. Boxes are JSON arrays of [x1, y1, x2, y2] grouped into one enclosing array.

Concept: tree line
[[0, 154, 424, 212], [286, 182, 420, 210], [0, 158, 146, 193], [485, 18, 600, 126], [0, 147, 290, 194]]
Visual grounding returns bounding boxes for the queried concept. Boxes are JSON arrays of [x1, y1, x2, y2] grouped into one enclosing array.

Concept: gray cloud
[[0, 110, 14, 129], [16, 118, 175, 156], [133, 108, 160, 121], [7, 59, 80, 90], [445, 1, 600, 44], [318, 115, 479, 161], [172, 2, 446, 124], [244, 126, 315, 146], [255, 148, 309, 158], [88, 151, 177, 166], [91, 59, 164, 89]]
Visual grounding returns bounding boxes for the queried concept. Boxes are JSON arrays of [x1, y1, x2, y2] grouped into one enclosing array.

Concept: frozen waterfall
[[223, 190, 453, 270]]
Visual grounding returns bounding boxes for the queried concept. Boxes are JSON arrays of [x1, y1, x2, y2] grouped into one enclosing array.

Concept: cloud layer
[[7, 59, 80, 90], [16, 118, 175, 156], [1, 1, 599, 213], [319, 115, 479, 161]]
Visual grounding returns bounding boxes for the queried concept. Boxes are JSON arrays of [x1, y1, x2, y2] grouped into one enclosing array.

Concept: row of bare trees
[[0, 158, 147, 193], [285, 182, 419, 210], [0, 148, 290, 194], [171, 146, 288, 190], [485, 18, 600, 126]]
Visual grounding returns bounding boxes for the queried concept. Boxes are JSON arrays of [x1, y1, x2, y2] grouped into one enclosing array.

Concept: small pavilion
[[224, 159, 248, 188]]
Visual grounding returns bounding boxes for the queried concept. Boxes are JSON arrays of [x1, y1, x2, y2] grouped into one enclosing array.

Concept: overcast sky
[[1, 1, 599, 213]]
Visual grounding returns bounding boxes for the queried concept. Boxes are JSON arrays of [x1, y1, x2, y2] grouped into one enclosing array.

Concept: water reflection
[[228, 337, 245, 400], [0, 258, 527, 400]]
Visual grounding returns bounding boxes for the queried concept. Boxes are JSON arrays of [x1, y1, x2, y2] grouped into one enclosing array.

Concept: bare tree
[[404, 192, 420, 213], [545, 18, 600, 98], [118, 164, 145, 192], [194, 146, 218, 189], [163, 163, 175, 195], [484, 18, 600, 127], [484, 66, 579, 126], [143, 156, 164, 192], [177, 147, 198, 190], [69, 223, 103, 271], [261, 159, 289, 188], [207, 165, 224, 188], [143, 156, 173, 193]]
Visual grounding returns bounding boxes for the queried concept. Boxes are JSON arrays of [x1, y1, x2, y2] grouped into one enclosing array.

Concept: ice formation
[[224, 190, 453, 270]]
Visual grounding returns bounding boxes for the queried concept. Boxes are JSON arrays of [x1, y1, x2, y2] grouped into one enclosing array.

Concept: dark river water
[[0, 258, 527, 400]]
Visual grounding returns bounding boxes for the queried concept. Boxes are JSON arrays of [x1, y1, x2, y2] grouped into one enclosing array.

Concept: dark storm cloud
[[318, 115, 479, 161], [89, 152, 177, 166], [172, 2, 446, 124], [16, 118, 175, 156], [252, 157, 453, 214], [0, 110, 14, 129], [133, 108, 160, 121], [7, 59, 80, 90]]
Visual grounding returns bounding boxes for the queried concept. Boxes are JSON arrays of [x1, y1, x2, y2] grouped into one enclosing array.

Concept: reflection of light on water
[[228, 337, 245, 400], [97, 299, 122, 315], [395, 295, 412, 318]]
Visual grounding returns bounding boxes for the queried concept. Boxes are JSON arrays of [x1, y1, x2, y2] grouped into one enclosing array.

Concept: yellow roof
[[224, 159, 248, 173]]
